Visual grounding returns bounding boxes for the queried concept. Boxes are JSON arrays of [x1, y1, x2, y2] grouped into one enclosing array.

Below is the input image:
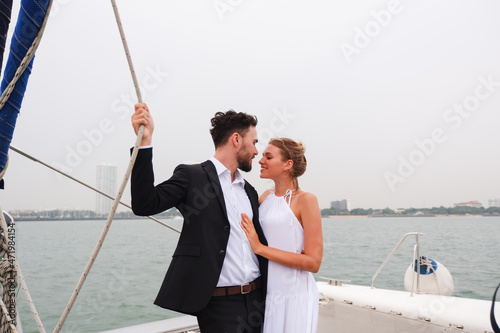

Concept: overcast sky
[[1, 0, 499, 212]]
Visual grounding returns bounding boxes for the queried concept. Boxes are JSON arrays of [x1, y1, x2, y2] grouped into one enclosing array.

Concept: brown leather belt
[[212, 277, 262, 297]]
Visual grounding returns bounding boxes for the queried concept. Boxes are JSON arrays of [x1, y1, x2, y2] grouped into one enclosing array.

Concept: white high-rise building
[[330, 199, 350, 211], [96, 164, 117, 215], [488, 198, 500, 208]]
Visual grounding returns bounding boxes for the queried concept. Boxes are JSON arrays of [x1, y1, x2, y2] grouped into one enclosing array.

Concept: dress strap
[[284, 189, 294, 206]]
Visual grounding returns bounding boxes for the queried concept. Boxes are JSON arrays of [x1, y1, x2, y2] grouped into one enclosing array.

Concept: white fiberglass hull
[[317, 281, 498, 333]]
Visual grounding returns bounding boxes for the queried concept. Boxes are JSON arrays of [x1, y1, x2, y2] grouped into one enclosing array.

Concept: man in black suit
[[130, 103, 268, 333]]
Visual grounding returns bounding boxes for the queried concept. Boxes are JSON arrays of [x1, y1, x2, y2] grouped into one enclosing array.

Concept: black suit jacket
[[131, 148, 268, 315]]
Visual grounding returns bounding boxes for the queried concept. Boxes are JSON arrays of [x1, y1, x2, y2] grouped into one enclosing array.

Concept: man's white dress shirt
[[210, 156, 260, 287]]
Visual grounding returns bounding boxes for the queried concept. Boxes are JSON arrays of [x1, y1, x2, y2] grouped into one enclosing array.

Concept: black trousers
[[196, 289, 265, 333]]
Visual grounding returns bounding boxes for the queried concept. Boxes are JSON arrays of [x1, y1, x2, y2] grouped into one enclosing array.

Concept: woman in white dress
[[241, 138, 323, 333]]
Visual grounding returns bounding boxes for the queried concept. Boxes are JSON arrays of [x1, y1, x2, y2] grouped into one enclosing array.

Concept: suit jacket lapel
[[202, 160, 228, 218]]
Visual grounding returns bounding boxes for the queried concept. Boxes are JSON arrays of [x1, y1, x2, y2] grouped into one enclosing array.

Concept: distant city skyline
[[6, 193, 500, 213], [7, 199, 500, 221]]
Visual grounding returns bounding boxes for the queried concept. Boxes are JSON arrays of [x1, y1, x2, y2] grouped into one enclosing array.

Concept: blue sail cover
[[0, 0, 13, 189], [0, 0, 50, 181], [0, 0, 13, 76]]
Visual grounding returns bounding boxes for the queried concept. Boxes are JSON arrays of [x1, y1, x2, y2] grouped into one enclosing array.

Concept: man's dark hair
[[210, 110, 258, 148]]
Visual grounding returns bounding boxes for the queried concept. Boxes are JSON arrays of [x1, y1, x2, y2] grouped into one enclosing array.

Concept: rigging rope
[[0, 208, 45, 333], [0, 298, 16, 333], [54, 1, 146, 332], [110, 0, 143, 103], [14, 258, 46, 333], [0, 209, 19, 333]]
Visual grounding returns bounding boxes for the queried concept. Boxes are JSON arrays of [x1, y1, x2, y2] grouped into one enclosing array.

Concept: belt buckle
[[241, 283, 251, 294]]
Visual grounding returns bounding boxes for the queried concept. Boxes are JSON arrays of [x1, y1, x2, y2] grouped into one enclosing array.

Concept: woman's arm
[[241, 192, 323, 273], [299, 192, 323, 272]]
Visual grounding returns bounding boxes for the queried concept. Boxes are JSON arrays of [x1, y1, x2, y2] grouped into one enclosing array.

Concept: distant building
[[488, 198, 500, 208], [331, 199, 350, 211], [453, 200, 483, 208], [96, 164, 117, 215]]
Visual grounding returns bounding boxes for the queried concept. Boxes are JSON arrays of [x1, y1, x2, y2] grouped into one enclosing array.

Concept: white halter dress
[[260, 190, 318, 333]]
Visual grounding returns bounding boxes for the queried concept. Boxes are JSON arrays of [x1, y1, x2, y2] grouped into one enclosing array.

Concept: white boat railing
[[371, 232, 423, 296]]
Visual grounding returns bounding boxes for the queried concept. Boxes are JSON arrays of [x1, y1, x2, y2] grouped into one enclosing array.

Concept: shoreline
[[326, 215, 369, 218], [9, 216, 180, 222], [325, 214, 489, 218], [11, 214, 496, 222]]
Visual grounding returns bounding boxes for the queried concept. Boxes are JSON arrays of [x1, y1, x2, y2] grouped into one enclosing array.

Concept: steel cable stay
[[9, 146, 181, 234]]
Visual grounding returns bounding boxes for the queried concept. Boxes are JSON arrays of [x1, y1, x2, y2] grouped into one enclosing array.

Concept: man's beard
[[237, 149, 253, 172]]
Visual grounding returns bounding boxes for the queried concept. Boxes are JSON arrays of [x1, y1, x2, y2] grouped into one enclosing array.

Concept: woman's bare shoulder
[[296, 190, 318, 204]]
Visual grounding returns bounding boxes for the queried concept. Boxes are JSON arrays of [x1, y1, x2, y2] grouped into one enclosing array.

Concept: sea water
[[14, 216, 500, 333]]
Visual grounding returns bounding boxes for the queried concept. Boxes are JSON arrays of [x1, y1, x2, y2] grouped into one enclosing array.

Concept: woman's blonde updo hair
[[269, 138, 307, 189]]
